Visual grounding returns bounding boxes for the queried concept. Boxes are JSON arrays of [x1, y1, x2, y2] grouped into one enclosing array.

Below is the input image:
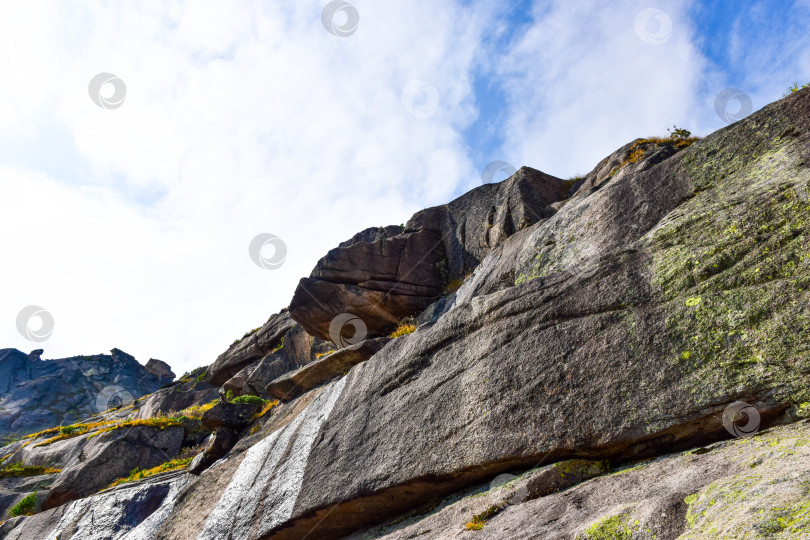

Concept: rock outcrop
[[207, 310, 296, 387], [144, 358, 174, 379], [3, 87, 810, 539], [132, 367, 218, 421], [223, 324, 334, 398], [40, 425, 184, 510], [0, 348, 175, 443], [288, 167, 568, 342], [346, 420, 810, 539], [266, 337, 390, 401], [0, 470, 189, 539]]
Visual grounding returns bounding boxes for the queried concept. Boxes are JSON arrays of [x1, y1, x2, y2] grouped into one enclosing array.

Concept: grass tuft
[[0, 462, 60, 480], [9, 492, 37, 517], [107, 457, 193, 489], [175, 399, 219, 420], [33, 417, 184, 447], [390, 321, 417, 339]]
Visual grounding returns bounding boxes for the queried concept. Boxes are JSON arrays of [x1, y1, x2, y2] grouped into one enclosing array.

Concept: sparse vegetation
[[254, 399, 279, 420], [0, 462, 61, 480], [465, 504, 502, 530], [315, 350, 336, 360], [107, 457, 193, 489], [231, 394, 267, 405], [785, 82, 809, 96], [390, 320, 417, 338], [610, 128, 700, 176], [175, 399, 218, 420], [444, 272, 471, 294], [9, 492, 37, 517], [667, 124, 693, 141], [222, 393, 278, 419], [179, 366, 208, 383], [33, 417, 185, 447], [1, 437, 21, 448], [242, 327, 261, 339]]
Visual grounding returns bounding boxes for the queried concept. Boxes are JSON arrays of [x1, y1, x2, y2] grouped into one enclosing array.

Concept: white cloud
[[0, 0, 488, 372], [492, 0, 709, 178]]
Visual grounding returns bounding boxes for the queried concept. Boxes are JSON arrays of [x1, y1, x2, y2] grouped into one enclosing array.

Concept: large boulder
[[0, 470, 190, 539], [41, 425, 184, 510], [288, 167, 568, 342], [145, 358, 175, 379], [223, 324, 334, 398], [207, 310, 296, 387], [133, 367, 219, 420], [267, 337, 391, 401], [0, 348, 175, 442]]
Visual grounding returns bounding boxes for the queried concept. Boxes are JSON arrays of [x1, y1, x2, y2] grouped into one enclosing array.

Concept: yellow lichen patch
[[315, 350, 336, 360], [465, 504, 502, 530], [578, 511, 638, 539]]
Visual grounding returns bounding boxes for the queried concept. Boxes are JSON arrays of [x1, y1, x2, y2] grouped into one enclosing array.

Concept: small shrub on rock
[[390, 321, 417, 339], [231, 394, 267, 405], [465, 504, 503, 530], [785, 82, 809, 96], [9, 492, 37, 517]]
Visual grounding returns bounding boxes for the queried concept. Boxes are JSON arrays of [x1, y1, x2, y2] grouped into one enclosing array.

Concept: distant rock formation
[[0, 348, 175, 442]]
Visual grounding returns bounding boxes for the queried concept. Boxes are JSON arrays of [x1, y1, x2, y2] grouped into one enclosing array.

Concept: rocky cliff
[[1, 87, 810, 539], [0, 348, 175, 444]]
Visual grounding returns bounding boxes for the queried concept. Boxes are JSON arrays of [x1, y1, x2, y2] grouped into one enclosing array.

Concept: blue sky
[[461, 0, 810, 188], [0, 0, 808, 374]]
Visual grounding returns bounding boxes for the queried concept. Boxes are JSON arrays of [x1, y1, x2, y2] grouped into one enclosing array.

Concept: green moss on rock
[[578, 511, 638, 539]]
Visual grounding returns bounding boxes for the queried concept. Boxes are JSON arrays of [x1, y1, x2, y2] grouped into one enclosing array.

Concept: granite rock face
[[4, 88, 810, 539], [258, 90, 810, 537], [40, 425, 185, 510], [288, 167, 569, 342], [223, 324, 334, 398], [0, 471, 190, 540], [133, 367, 219, 421], [266, 337, 390, 401], [0, 348, 175, 443], [207, 310, 296, 387], [347, 421, 810, 539]]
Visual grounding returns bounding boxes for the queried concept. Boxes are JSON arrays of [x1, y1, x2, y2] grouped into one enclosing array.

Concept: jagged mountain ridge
[[1, 87, 809, 538], [0, 348, 175, 443]]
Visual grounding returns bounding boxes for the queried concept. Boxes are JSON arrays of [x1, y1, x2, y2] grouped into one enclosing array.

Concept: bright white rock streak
[[197, 377, 347, 540]]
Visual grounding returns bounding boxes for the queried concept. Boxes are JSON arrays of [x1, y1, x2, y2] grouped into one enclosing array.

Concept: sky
[[1, 0, 808, 376]]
